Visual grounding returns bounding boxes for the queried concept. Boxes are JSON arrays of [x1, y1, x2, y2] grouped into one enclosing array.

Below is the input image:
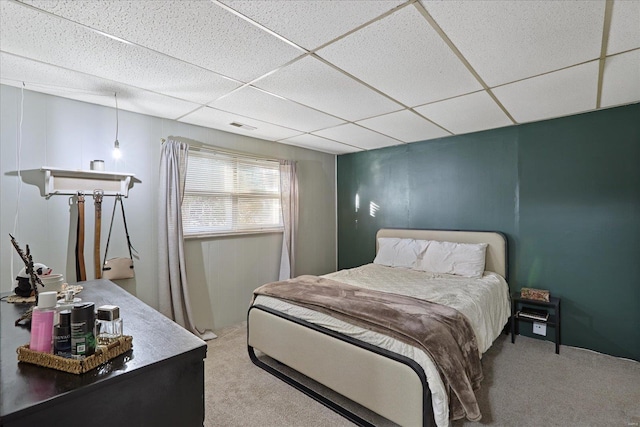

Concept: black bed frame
[[247, 305, 436, 427]]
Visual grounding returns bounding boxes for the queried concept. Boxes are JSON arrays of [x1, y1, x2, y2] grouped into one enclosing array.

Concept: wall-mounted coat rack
[[41, 167, 138, 197]]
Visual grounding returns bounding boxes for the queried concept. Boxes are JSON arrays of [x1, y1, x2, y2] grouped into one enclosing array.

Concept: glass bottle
[[96, 305, 122, 345]]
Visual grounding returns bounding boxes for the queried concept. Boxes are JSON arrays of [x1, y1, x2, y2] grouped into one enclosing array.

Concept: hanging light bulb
[[112, 92, 121, 159], [113, 139, 121, 159]]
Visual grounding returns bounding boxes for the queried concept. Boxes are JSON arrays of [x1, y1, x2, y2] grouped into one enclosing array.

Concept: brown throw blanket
[[254, 275, 483, 422]]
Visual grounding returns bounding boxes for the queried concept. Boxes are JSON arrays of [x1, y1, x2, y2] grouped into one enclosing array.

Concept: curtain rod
[[161, 138, 281, 163]]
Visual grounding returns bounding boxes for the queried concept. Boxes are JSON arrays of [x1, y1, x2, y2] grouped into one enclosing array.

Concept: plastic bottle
[[29, 291, 58, 353], [55, 289, 81, 324], [71, 302, 96, 358], [53, 309, 72, 357]]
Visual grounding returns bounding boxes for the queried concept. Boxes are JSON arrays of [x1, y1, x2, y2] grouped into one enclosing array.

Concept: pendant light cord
[[113, 92, 121, 160], [115, 92, 119, 144], [10, 83, 25, 284]]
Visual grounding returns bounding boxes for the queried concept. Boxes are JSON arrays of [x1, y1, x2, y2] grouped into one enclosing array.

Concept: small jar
[[96, 305, 122, 345]]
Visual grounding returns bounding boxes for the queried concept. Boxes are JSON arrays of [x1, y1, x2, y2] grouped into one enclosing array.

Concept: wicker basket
[[520, 287, 550, 302], [17, 335, 133, 374]]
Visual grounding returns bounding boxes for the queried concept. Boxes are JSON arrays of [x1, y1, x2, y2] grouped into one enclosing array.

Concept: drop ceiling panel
[[316, 5, 482, 107], [179, 106, 303, 141], [357, 110, 450, 143], [414, 91, 512, 136], [423, 1, 606, 87], [254, 56, 402, 122], [279, 134, 360, 155], [21, 0, 303, 82], [209, 86, 345, 133], [0, 53, 200, 120], [1, 1, 638, 155], [601, 50, 640, 108], [492, 61, 599, 124], [313, 124, 402, 150], [0, 2, 241, 105], [219, 0, 405, 51], [607, 0, 640, 55]]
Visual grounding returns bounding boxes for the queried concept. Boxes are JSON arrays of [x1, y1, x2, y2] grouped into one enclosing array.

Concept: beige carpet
[[204, 322, 356, 427], [204, 322, 640, 427]]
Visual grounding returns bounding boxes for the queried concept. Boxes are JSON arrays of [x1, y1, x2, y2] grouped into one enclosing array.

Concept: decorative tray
[[17, 335, 132, 374]]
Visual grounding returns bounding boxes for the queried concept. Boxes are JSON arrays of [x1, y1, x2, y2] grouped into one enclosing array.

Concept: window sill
[[184, 229, 284, 240]]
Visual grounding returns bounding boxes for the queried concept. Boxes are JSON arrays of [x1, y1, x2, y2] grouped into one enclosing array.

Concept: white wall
[[0, 85, 336, 330]]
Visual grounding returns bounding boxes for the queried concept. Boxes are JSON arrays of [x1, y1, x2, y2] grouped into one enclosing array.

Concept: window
[[182, 149, 282, 237]]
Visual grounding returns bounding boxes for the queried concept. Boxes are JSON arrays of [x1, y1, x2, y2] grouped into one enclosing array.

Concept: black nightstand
[[511, 292, 561, 354]]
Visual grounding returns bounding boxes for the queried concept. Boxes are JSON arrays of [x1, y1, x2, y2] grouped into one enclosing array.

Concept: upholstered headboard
[[376, 228, 508, 280]]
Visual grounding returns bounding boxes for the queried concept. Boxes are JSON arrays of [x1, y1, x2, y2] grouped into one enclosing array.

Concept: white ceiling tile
[[220, 0, 405, 50], [492, 61, 599, 124], [414, 91, 513, 136], [607, 0, 640, 55], [0, 2, 240, 105], [357, 110, 450, 143], [423, 1, 606, 87], [1, 0, 635, 154], [316, 5, 482, 107], [254, 56, 402, 122], [313, 124, 402, 150], [178, 106, 303, 141], [20, 0, 302, 82], [0, 53, 200, 120], [209, 86, 345, 133], [279, 134, 360, 155], [601, 50, 640, 108]]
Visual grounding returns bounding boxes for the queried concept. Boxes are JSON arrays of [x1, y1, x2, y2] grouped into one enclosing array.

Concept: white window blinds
[[182, 149, 282, 236]]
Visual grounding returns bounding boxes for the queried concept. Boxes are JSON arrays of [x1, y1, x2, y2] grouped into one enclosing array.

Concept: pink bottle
[[30, 291, 58, 353]]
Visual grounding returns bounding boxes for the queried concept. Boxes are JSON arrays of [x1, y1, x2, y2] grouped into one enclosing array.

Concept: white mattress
[[253, 263, 511, 427]]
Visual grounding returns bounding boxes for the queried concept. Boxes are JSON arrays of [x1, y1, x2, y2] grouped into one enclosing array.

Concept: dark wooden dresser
[[1, 279, 207, 427]]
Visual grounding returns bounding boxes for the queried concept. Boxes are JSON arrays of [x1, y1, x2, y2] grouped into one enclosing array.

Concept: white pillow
[[374, 238, 429, 268], [415, 240, 488, 278]]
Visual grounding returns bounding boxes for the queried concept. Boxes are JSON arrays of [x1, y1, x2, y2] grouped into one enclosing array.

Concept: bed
[[247, 228, 511, 427]]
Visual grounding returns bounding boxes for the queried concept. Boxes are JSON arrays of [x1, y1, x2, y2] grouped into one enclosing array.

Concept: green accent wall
[[337, 103, 640, 361]]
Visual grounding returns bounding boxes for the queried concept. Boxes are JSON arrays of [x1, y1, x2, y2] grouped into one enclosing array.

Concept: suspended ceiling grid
[[1, 0, 638, 155]]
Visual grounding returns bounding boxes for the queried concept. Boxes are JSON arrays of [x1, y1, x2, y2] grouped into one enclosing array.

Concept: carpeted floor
[[204, 322, 356, 427], [204, 322, 640, 427]]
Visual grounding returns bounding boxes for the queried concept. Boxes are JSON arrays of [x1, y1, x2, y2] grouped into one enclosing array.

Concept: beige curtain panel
[[158, 138, 216, 341], [279, 160, 298, 281]]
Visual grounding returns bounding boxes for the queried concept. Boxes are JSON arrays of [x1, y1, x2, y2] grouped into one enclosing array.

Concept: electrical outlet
[[533, 322, 547, 336]]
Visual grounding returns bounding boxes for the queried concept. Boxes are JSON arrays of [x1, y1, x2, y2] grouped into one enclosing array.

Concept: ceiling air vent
[[229, 122, 257, 131]]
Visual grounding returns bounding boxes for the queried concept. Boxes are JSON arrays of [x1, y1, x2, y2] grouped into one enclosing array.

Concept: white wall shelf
[[41, 167, 138, 197]]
